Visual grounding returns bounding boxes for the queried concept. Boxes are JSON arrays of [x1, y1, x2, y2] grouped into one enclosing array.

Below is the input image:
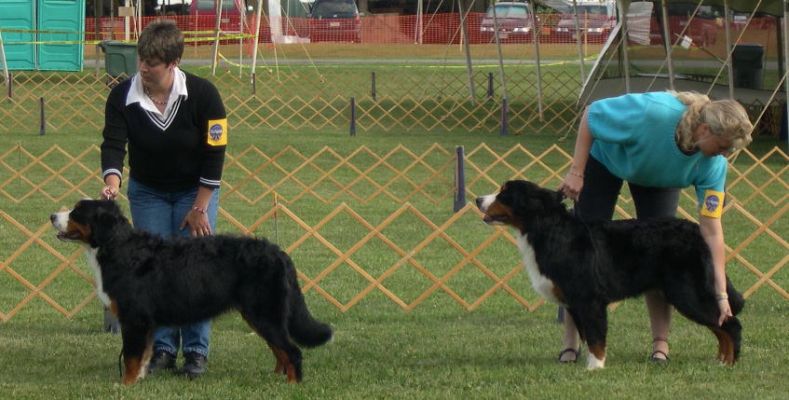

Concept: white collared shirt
[[126, 67, 189, 130]]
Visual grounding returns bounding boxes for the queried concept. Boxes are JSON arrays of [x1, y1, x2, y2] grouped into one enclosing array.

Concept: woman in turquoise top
[[558, 91, 753, 364]]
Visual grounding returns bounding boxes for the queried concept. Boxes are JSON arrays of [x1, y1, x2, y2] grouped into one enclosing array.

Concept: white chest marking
[[516, 233, 562, 305], [84, 247, 111, 307]]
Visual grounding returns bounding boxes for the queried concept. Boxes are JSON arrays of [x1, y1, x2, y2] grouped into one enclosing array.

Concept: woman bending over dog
[[558, 91, 752, 363]]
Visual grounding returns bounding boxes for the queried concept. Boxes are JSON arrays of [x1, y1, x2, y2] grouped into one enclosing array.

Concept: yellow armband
[[206, 118, 228, 146], [700, 190, 724, 219]]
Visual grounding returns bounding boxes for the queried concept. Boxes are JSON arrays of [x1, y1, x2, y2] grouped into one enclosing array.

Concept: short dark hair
[[137, 20, 184, 64]]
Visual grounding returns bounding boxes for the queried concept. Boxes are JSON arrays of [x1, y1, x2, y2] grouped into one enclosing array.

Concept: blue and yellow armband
[[206, 118, 228, 146], [700, 190, 724, 219]]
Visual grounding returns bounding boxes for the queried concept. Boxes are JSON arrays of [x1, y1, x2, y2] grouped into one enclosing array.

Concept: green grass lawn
[[0, 129, 786, 399]]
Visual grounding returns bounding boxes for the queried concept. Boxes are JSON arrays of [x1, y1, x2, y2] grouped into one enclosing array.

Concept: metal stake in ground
[[453, 146, 466, 212], [350, 97, 357, 136], [39, 97, 45, 136]]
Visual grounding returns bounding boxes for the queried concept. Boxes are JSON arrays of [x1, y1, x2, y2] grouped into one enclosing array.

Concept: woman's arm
[[560, 107, 593, 200], [100, 90, 128, 200], [698, 215, 732, 326]]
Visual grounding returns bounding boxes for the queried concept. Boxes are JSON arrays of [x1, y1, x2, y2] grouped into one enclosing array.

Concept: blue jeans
[[127, 178, 219, 358]]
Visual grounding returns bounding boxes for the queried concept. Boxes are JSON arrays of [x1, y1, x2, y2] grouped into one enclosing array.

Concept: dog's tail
[[286, 265, 333, 348]]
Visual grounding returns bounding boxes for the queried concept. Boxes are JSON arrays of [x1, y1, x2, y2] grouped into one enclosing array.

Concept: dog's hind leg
[[663, 283, 742, 365], [265, 341, 288, 375], [709, 317, 742, 365], [120, 323, 153, 385], [241, 311, 303, 383]]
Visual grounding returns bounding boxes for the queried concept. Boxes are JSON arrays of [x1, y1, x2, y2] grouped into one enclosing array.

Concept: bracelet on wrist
[[192, 205, 207, 214], [568, 170, 584, 179], [716, 292, 728, 301]]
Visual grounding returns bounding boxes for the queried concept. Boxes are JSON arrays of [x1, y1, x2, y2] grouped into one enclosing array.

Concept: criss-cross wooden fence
[[0, 143, 786, 322]]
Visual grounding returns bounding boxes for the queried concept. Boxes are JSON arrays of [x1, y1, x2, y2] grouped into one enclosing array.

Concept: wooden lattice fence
[[0, 144, 786, 322]]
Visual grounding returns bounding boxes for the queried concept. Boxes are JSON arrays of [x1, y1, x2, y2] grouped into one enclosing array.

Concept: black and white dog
[[51, 199, 332, 385], [476, 180, 743, 369]]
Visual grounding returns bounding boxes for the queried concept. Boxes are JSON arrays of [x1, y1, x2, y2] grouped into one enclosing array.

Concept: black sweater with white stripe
[[101, 71, 227, 191]]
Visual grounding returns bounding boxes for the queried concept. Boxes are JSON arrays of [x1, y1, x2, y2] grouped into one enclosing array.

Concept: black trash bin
[[98, 41, 138, 78], [732, 43, 764, 89]]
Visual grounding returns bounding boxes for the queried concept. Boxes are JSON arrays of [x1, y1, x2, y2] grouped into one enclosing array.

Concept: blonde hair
[[672, 91, 753, 153]]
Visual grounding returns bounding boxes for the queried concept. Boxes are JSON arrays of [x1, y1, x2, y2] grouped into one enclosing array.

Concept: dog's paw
[[586, 354, 606, 370]]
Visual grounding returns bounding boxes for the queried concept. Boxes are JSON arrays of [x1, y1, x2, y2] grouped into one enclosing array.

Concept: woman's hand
[[101, 175, 121, 200], [718, 298, 733, 326], [560, 172, 584, 201], [100, 185, 119, 200], [181, 208, 212, 237]]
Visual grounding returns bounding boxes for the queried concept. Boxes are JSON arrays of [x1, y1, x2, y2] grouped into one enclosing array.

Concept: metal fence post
[[39, 97, 45, 136], [251, 72, 256, 95], [6, 72, 11, 99], [371, 71, 376, 100], [487, 72, 494, 98], [350, 96, 356, 136], [500, 96, 509, 136], [453, 146, 466, 212]]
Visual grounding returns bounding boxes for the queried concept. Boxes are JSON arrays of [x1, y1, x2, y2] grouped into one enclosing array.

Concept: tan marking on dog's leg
[[284, 358, 298, 383], [586, 343, 606, 370], [122, 356, 142, 385], [109, 299, 119, 316], [551, 286, 566, 304], [710, 327, 735, 365], [709, 328, 726, 362], [269, 346, 297, 383], [138, 334, 154, 380], [266, 342, 287, 375]]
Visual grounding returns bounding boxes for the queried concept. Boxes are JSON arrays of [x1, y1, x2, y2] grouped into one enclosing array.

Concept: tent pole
[[251, 0, 264, 83], [211, 0, 224, 76], [457, 0, 475, 103], [784, 0, 789, 150], [661, 0, 675, 90], [0, 31, 9, 91], [491, 3, 507, 100], [572, 0, 586, 83], [531, 2, 543, 120], [723, 0, 735, 99], [617, 0, 630, 92]]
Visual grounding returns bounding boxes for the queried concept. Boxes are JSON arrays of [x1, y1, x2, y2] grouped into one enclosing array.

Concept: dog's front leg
[[576, 306, 608, 370]]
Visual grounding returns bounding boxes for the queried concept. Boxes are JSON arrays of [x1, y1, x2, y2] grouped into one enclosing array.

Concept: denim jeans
[[127, 177, 219, 358]]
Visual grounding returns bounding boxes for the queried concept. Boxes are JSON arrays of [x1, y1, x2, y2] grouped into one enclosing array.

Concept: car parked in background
[[479, 2, 536, 43], [308, 0, 362, 43], [189, 0, 253, 33], [552, 0, 616, 44]]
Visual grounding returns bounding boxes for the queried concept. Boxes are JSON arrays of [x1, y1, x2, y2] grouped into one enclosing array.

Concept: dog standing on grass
[[476, 180, 744, 369], [51, 199, 332, 385]]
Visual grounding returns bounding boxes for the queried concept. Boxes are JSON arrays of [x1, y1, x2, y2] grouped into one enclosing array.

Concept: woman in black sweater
[[99, 19, 227, 379]]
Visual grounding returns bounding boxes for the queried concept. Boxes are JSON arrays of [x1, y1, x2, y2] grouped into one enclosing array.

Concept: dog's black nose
[[475, 197, 483, 208], [49, 214, 56, 223]]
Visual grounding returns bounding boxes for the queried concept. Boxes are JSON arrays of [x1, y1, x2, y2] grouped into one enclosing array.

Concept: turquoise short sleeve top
[[587, 92, 727, 206]]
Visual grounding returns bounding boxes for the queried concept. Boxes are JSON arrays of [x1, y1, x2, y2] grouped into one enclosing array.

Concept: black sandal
[[650, 337, 670, 363], [558, 348, 580, 363]]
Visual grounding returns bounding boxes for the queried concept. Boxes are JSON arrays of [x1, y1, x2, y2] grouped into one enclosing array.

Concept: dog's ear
[[88, 201, 128, 247]]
